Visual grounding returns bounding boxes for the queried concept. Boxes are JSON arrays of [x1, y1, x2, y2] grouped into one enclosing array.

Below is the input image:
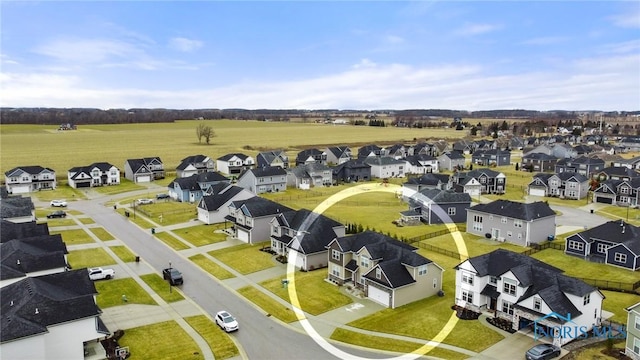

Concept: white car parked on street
[[215, 311, 238, 332], [50, 199, 67, 207]]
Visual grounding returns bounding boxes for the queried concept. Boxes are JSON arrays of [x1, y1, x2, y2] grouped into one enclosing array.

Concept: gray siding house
[[527, 172, 589, 200], [437, 151, 466, 171], [466, 200, 556, 246], [236, 166, 287, 195], [626, 301, 640, 360], [565, 221, 640, 271], [225, 197, 293, 244], [471, 149, 511, 166], [402, 189, 471, 225]]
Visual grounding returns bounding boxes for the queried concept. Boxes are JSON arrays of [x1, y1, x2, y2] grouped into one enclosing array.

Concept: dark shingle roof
[[200, 184, 245, 211], [468, 200, 555, 221], [229, 197, 293, 218], [177, 154, 210, 170], [0, 235, 68, 280], [404, 173, 450, 187], [0, 220, 49, 243], [5, 166, 55, 177], [279, 209, 343, 254], [0, 196, 35, 219], [249, 166, 287, 177], [567, 221, 640, 254], [440, 151, 465, 160], [217, 153, 250, 161]]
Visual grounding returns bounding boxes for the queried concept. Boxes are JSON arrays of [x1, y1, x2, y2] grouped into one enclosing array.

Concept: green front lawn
[[50, 228, 95, 245], [140, 274, 185, 303], [184, 315, 239, 360], [208, 242, 275, 275], [116, 208, 156, 229], [32, 187, 86, 202], [119, 321, 204, 360], [110, 245, 138, 263], [90, 227, 115, 241], [93, 180, 146, 195], [172, 224, 229, 247], [95, 278, 157, 308], [597, 205, 640, 226], [260, 270, 352, 316], [236, 286, 298, 323], [155, 232, 191, 250], [41, 217, 77, 227], [601, 290, 640, 323], [136, 201, 198, 225], [78, 217, 95, 224], [189, 254, 235, 280], [67, 248, 116, 268], [420, 231, 528, 258]]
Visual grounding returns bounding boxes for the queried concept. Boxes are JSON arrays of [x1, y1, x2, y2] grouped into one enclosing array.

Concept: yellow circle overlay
[[286, 183, 469, 359]]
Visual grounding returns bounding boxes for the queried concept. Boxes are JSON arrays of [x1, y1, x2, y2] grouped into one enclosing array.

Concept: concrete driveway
[[471, 332, 568, 360]]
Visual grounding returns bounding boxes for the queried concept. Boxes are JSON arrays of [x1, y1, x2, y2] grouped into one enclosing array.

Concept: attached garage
[[9, 184, 30, 194], [595, 196, 613, 204], [528, 187, 546, 197], [367, 285, 391, 307], [237, 229, 250, 243], [136, 175, 151, 183], [74, 181, 91, 188]]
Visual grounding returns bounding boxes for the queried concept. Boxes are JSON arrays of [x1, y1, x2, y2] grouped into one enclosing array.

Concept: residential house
[[216, 153, 255, 178], [401, 173, 450, 199], [509, 136, 525, 150], [474, 139, 496, 152], [326, 231, 444, 309], [565, 221, 640, 271], [67, 162, 120, 188], [466, 200, 556, 245], [432, 140, 451, 156], [331, 159, 371, 184], [269, 209, 344, 271], [225, 197, 293, 244], [471, 149, 511, 167], [625, 301, 640, 360], [452, 168, 506, 195], [593, 178, 640, 206], [521, 153, 559, 172], [196, 183, 254, 225], [0, 220, 49, 243], [168, 172, 230, 203], [4, 166, 56, 194], [236, 166, 287, 195], [0, 192, 35, 223], [364, 157, 405, 178], [452, 139, 475, 154], [287, 164, 332, 190], [616, 156, 640, 171], [325, 146, 352, 165], [411, 142, 437, 157], [176, 154, 215, 178], [385, 144, 408, 159], [523, 144, 554, 157], [402, 189, 471, 225], [437, 151, 466, 171], [357, 144, 384, 158], [593, 166, 640, 182], [454, 249, 604, 347], [527, 172, 590, 200], [0, 269, 110, 360], [403, 155, 439, 175], [295, 149, 327, 166], [551, 143, 577, 159], [573, 145, 593, 157], [555, 156, 605, 177], [619, 136, 640, 152], [256, 150, 289, 169], [0, 234, 68, 287], [124, 157, 164, 183]]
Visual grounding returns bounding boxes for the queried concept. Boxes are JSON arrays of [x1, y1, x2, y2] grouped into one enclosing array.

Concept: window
[[568, 241, 584, 252], [514, 219, 523, 228], [461, 271, 474, 285], [597, 243, 609, 254], [480, 177, 486, 183], [331, 250, 340, 261], [331, 265, 340, 277], [489, 276, 498, 285], [534, 297, 541, 311], [621, 187, 629, 194], [418, 265, 427, 276], [503, 280, 516, 296], [501, 217, 507, 224], [375, 268, 382, 279], [433, 278, 438, 288], [462, 290, 473, 303], [502, 300, 514, 315], [448, 207, 456, 216], [361, 257, 370, 268], [634, 338, 640, 355], [635, 315, 640, 331], [614, 253, 627, 263], [473, 215, 483, 232], [583, 293, 590, 306]]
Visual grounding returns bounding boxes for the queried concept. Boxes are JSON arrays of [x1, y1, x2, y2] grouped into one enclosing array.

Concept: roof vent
[[17, 259, 20, 265], [10, 301, 14, 306], [34, 308, 39, 315], [622, 226, 625, 234]]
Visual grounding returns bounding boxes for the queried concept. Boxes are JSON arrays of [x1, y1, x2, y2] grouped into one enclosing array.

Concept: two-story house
[[527, 172, 590, 199], [225, 197, 293, 244], [325, 146, 352, 165], [236, 166, 287, 195], [1, 192, 35, 224], [176, 154, 215, 178], [0, 234, 68, 287], [357, 144, 384, 159], [269, 209, 344, 271], [1, 220, 49, 242], [67, 162, 120, 188], [295, 149, 327, 166], [593, 178, 640, 206], [403, 155, 439, 174], [4, 166, 56, 194], [626, 301, 640, 360], [326, 231, 443, 309], [551, 143, 578, 159], [521, 153, 559, 172], [364, 157, 405, 178], [466, 200, 556, 246], [555, 156, 605, 177], [437, 151, 466, 171], [472, 149, 511, 166], [403, 189, 471, 225], [286, 164, 332, 190], [455, 249, 604, 347], [385, 144, 408, 159], [452, 139, 475, 155], [564, 221, 640, 271], [196, 183, 254, 225], [216, 153, 255, 178], [593, 166, 640, 182], [331, 159, 371, 184], [168, 172, 230, 203], [257, 150, 289, 169], [401, 173, 450, 200], [124, 157, 164, 183], [411, 142, 437, 157], [452, 169, 506, 194]]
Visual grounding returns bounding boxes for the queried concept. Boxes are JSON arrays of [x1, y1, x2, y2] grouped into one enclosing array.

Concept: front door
[[490, 297, 497, 311]]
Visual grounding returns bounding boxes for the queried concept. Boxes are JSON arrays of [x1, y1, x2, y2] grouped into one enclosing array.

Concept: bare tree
[[196, 123, 205, 143], [201, 125, 215, 144]]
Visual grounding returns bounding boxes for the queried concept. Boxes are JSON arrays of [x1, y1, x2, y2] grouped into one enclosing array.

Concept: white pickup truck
[[88, 267, 115, 280]]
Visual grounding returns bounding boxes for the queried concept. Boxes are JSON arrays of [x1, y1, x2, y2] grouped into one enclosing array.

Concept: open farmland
[[1, 119, 476, 177]]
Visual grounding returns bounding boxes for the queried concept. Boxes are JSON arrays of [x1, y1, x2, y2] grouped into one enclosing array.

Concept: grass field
[[119, 321, 204, 360], [95, 278, 157, 308], [67, 248, 117, 269]]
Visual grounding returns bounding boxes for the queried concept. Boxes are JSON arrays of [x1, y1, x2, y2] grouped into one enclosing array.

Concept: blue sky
[[1, 1, 638, 111]]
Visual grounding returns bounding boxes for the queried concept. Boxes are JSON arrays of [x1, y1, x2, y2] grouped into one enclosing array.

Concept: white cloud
[[168, 37, 204, 52], [601, 39, 640, 54], [608, 10, 640, 29], [454, 23, 501, 36], [383, 35, 405, 44], [34, 38, 144, 64], [521, 36, 570, 46]]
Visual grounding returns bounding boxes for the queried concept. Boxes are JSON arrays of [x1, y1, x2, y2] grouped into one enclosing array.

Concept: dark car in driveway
[[525, 344, 561, 360], [162, 267, 183, 285], [47, 210, 67, 219]]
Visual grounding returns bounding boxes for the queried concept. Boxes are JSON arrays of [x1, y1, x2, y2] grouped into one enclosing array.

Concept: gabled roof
[[472, 149, 510, 157], [411, 189, 471, 205], [0, 235, 68, 280], [332, 159, 371, 173], [0, 195, 35, 219], [1, 220, 49, 243], [229, 197, 292, 218], [5, 166, 55, 177], [364, 157, 405, 166], [125, 159, 151, 173], [217, 153, 250, 161], [551, 172, 589, 182], [295, 149, 325, 163], [596, 166, 640, 178], [567, 221, 640, 254], [466, 168, 503, 178], [277, 209, 343, 254], [0, 269, 101, 342], [244, 166, 287, 178], [556, 156, 605, 166], [177, 154, 210, 170], [257, 150, 288, 165], [439, 151, 465, 160], [69, 162, 117, 175], [404, 173, 450, 186], [334, 231, 416, 253], [523, 153, 558, 161], [468, 200, 555, 221], [326, 146, 351, 158], [199, 184, 246, 211]]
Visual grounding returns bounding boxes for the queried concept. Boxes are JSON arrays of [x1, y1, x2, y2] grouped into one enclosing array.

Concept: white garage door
[[293, 252, 305, 269], [136, 175, 151, 183], [10, 185, 30, 194], [368, 285, 390, 307], [237, 229, 250, 243], [529, 188, 546, 197]]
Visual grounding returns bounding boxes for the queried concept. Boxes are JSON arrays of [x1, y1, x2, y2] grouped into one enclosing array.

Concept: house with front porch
[[527, 172, 590, 200], [237, 166, 287, 195], [225, 197, 293, 244], [269, 209, 344, 271], [176, 154, 215, 178], [168, 172, 230, 203], [625, 301, 640, 360], [466, 200, 556, 246], [452, 168, 506, 194], [471, 149, 511, 167], [593, 178, 640, 206], [67, 162, 120, 188], [4, 166, 56, 194], [326, 231, 443, 309], [454, 249, 604, 347], [564, 221, 640, 271], [124, 157, 164, 183]]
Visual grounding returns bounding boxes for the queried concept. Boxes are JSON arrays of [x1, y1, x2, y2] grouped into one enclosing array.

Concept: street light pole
[[169, 261, 172, 293]]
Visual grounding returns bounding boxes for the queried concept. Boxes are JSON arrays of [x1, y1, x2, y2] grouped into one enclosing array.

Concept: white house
[[364, 157, 405, 178], [4, 166, 56, 194], [67, 162, 120, 188]]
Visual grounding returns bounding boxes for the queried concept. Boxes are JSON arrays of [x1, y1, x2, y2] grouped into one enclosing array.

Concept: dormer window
[[583, 293, 590, 305]]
